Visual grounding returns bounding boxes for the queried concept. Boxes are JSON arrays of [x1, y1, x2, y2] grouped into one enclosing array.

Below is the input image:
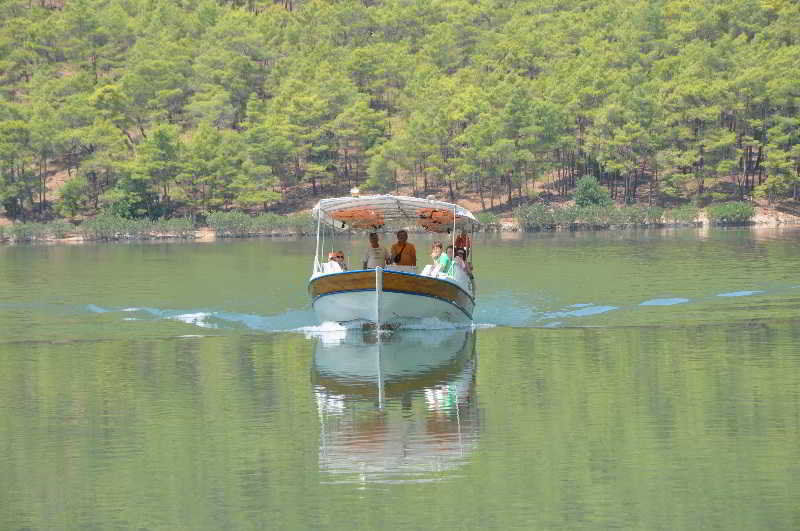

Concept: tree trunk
[[41, 159, 47, 213]]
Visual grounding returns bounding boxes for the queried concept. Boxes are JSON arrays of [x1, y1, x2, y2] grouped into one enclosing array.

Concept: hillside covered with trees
[[1, 0, 798, 224]]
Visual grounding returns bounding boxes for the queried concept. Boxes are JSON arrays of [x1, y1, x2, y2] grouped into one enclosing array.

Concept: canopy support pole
[[452, 204, 456, 250], [313, 213, 321, 274]]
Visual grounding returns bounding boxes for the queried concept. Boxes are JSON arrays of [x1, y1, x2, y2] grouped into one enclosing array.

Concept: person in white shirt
[[362, 232, 390, 269], [325, 251, 347, 272]]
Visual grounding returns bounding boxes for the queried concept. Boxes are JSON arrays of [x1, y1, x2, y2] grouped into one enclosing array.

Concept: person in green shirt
[[431, 241, 452, 275]]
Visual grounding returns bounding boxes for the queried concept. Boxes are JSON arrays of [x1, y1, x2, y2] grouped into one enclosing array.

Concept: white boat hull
[[308, 269, 474, 327], [313, 289, 471, 325]]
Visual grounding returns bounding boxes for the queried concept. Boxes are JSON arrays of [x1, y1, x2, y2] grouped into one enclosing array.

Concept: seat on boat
[[421, 264, 444, 277]]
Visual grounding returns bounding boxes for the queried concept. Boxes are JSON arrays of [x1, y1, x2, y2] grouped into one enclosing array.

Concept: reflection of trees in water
[[312, 329, 480, 483]]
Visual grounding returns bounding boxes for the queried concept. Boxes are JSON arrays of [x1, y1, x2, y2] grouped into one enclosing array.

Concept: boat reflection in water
[[312, 328, 479, 484]]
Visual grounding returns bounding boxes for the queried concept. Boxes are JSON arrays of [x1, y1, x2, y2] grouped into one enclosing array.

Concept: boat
[[308, 194, 480, 328], [312, 328, 479, 482]]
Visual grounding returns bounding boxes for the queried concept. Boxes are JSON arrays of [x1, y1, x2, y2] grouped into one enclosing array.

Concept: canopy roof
[[312, 195, 481, 233]]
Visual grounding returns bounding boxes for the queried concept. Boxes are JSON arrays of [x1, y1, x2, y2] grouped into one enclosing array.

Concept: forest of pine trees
[[0, 0, 798, 222]]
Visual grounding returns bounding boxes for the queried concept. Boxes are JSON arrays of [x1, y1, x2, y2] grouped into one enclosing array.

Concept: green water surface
[[1, 227, 799, 530]]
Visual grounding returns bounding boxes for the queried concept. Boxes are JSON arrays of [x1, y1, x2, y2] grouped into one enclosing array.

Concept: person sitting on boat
[[455, 230, 471, 257], [431, 241, 452, 275], [326, 251, 347, 272], [362, 232, 391, 269], [454, 247, 472, 275], [390, 229, 416, 267]]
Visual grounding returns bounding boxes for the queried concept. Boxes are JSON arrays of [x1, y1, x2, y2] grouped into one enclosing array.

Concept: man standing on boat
[[362, 232, 391, 269], [391, 230, 417, 267]]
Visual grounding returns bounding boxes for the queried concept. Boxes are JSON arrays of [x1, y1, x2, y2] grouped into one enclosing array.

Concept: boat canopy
[[312, 195, 481, 233]]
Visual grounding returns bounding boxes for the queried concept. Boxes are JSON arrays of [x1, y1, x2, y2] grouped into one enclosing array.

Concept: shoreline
[[2, 210, 799, 246]]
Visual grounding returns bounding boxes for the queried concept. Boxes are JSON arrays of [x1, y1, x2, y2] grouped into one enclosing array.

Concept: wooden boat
[[309, 194, 480, 327]]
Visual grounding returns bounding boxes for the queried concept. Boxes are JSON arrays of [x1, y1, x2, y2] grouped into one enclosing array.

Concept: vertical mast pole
[[452, 204, 456, 250], [313, 211, 321, 274]]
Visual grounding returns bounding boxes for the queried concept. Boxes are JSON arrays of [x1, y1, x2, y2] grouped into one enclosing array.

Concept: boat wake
[[84, 304, 318, 332], [3, 279, 796, 343], [81, 304, 481, 335]]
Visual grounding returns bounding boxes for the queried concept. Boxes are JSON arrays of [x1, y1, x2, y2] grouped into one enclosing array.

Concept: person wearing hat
[[327, 250, 347, 272]]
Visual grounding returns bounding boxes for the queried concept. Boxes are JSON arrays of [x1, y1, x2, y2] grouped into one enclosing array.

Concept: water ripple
[[717, 290, 765, 297], [639, 298, 690, 306]]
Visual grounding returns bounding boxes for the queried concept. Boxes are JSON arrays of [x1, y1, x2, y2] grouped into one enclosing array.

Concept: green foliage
[[514, 204, 554, 231], [6, 223, 46, 242], [160, 218, 195, 238], [552, 205, 580, 227], [0, 220, 74, 242], [665, 205, 700, 224], [515, 203, 687, 231], [2, 0, 800, 226], [574, 176, 612, 208], [579, 206, 611, 228], [622, 205, 649, 225], [476, 211, 499, 227], [706, 202, 756, 225], [205, 211, 313, 237], [56, 177, 90, 218], [79, 214, 196, 241], [645, 206, 665, 225], [47, 220, 74, 239]]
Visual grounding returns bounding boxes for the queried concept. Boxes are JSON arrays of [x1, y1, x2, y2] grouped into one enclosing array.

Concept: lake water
[[1, 228, 799, 530]]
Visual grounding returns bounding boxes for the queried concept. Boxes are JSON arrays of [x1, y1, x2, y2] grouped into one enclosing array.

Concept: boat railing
[[384, 264, 416, 274]]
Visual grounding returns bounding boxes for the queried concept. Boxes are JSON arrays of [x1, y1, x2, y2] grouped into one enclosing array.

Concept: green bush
[[646, 206, 665, 225], [206, 211, 313, 237], [553, 205, 580, 227], [286, 212, 314, 234], [665, 205, 699, 224], [78, 215, 195, 240], [514, 203, 554, 230], [621, 205, 648, 225], [56, 176, 89, 218], [706, 202, 755, 225], [0, 221, 74, 243], [510, 202, 706, 231], [46, 220, 74, 239], [574, 175, 612, 207], [158, 218, 195, 238], [251, 213, 284, 233], [579, 205, 614, 227], [476, 211, 499, 226], [80, 215, 143, 240], [8, 223, 48, 242], [206, 211, 253, 236]]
